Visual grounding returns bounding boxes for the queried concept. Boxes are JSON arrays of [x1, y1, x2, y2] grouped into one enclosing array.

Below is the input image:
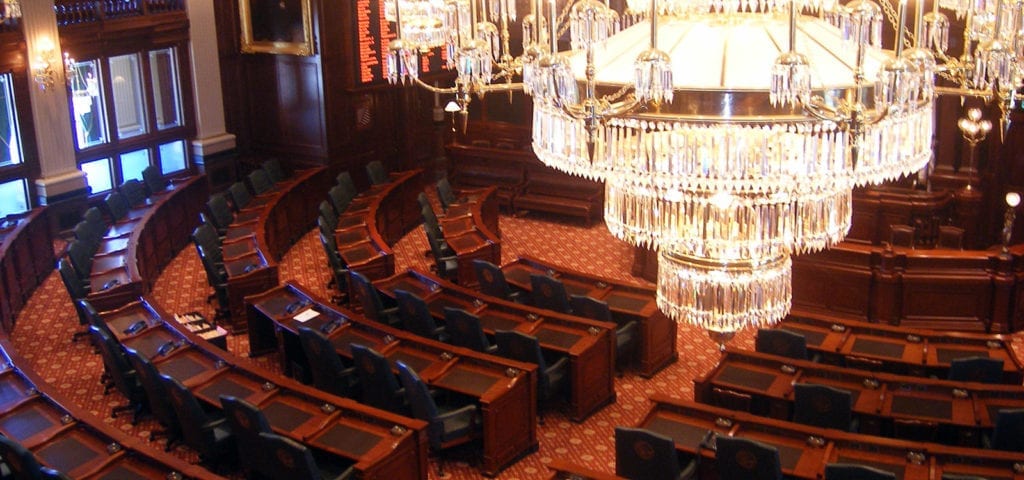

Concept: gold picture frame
[[239, 0, 315, 56]]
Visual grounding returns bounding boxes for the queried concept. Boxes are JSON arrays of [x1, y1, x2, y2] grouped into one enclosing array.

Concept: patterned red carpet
[[10, 208, 1024, 479]]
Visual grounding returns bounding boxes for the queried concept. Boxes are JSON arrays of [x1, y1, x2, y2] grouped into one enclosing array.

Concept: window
[[0, 74, 22, 168], [0, 179, 28, 218], [0, 72, 30, 217], [69, 46, 191, 194]]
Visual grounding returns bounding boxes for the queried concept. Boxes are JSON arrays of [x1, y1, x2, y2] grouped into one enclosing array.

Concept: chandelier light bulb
[[1007, 191, 1021, 207]]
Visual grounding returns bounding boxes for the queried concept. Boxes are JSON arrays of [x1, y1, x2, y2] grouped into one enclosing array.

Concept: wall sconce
[[31, 38, 58, 92]]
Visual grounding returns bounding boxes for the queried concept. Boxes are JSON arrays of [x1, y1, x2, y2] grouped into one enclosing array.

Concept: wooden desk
[[333, 169, 425, 282], [438, 186, 501, 286], [373, 269, 617, 422], [0, 208, 53, 333], [544, 459, 622, 480], [219, 167, 329, 331], [779, 312, 1024, 384], [97, 296, 430, 480], [640, 395, 1024, 480], [500, 256, 677, 377], [695, 348, 1024, 447], [245, 282, 539, 477], [0, 337, 225, 479]]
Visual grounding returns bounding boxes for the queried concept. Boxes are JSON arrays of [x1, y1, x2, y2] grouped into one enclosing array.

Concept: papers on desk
[[294, 309, 320, 323]]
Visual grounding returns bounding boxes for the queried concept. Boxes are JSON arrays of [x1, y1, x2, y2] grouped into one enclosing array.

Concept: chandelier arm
[[933, 85, 995, 101], [410, 77, 459, 93], [803, 98, 843, 122]]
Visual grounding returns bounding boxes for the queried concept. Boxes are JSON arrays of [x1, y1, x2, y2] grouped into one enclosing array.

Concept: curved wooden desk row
[[96, 296, 430, 480], [0, 336, 227, 479], [790, 241, 1024, 333], [434, 186, 502, 286], [696, 348, 1024, 447], [332, 169, 426, 281], [244, 281, 539, 477], [500, 255, 678, 378], [373, 268, 617, 422], [640, 395, 1024, 480], [0, 207, 54, 333], [780, 311, 1024, 384], [218, 167, 329, 332], [75, 176, 208, 314]]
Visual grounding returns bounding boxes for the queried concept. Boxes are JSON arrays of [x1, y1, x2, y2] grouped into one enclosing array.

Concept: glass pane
[[0, 74, 22, 168], [158, 140, 186, 174], [68, 59, 108, 149], [149, 48, 182, 130], [80, 158, 113, 194], [109, 53, 147, 139], [120, 149, 149, 181], [0, 179, 28, 218]]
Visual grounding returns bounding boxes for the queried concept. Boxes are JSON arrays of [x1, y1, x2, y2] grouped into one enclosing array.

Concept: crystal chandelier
[[0, 0, 21, 24]]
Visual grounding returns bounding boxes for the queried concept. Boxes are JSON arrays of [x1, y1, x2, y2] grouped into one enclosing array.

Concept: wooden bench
[[513, 169, 603, 224]]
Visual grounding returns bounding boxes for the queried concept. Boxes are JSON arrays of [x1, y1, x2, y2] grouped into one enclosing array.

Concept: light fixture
[[31, 38, 58, 92], [1003, 191, 1020, 253], [0, 0, 21, 24], [957, 107, 992, 190]]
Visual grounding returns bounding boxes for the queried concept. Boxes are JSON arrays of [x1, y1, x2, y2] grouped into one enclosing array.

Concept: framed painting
[[239, 0, 315, 56]]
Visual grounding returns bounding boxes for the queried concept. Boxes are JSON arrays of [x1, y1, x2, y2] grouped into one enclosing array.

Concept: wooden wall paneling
[[792, 249, 874, 320], [899, 272, 992, 331]]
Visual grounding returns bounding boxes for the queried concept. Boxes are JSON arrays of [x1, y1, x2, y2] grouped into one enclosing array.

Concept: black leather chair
[[336, 171, 357, 194], [793, 383, 857, 432], [318, 228, 349, 304], [396, 289, 449, 343], [365, 160, 389, 185], [444, 307, 497, 354], [59, 260, 92, 342], [66, 239, 95, 281], [119, 179, 149, 207], [262, 159, 287, 183], [227, 181, 259, 212], [142, 165, 170, 195], [472, 259, 523, 302], [192, 222, 224, 269], [78, 298, 116, 341], [714, 435, 783, 480], [319, 201, 339, 232], [220, 395, 273, 478], [0, 435, 55, 480], [258, 432, 355, 479], [298, 326, 359, 398], [248, 169, 275, 194], [160, 374, 235, 467], [397, 361, 479, 477], [435, 177, 466, 213], [349, 271, 401, 326], [195, 243, 230, 322], [351, 344, 406, 415], [824, 463, 896, 480], [205, 194, 257, 237], [615, 426, 696, 480], [987, 408, 1024, 452], [495, 330, 568, 418], [104, 191, 136, 222], [948, 356, 1005, 384], [570, 294, 638, 372], [529, 274, 572, 314], [328, 185, 352, 216], [424, 226, 459, 280], [755, 328, 813, 361], [124, 348, 180, 450], [88, 326, 145, 423]]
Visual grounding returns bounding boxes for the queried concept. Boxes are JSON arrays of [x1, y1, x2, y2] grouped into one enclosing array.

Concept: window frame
[[0, 30, 40, 215]]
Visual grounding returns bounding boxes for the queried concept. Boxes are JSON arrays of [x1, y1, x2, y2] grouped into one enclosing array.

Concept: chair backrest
[[318, 228, 344, 273], [614, 426, 681, 480], [206, 194, 235, 230], [84, 206, 108, 231], [0, 435, 44, 479], [495, 330, 556, 397], [66, 239, 94, 279], [192, 223, 223, 264], [161, 373, 218, 454], [335, 176, 357, 206], [396, 361, 443, 450], [257, 432, 322, 479], [420, 203, 441, 237], [436, 177, 458, 211], [142, 165, 169, 195], [72, 220, 99, 253], [937, 225, 965, 249], [120, 179, 148, 207], [318, 204, 339, 235], [948, 356, 1004, 384], [220, 395, 272, 469], [417, 192, 433, 217], [793, 383, 854, 431], [889, 224, 916, 248], [529, 274, 571, 314], [104, 191, 131, 221], [328, 185, 351, 216], [473, 260, 515, 301], [395, 289, 442, 341], [195, 243, 226, 286], [754, 328, 809, 361], [365, 160, 388, 185], [228, 182, 253, 211], [991, 408, 1024, 452], [248, 169, 274, 194], [124, 348, 178, 429], [824, 463, 896, 480], [569, 295, 614, 323], [444, 307, 492, 353], [298, 326, 356, 398], [77, 298, 112, 338], [88, 326, 136, 399], [715, 435, 783, 480], [262, 159, 286, 183], [57, 258, 87, 300], [351, 344, 404, 413], [423, 225, 449, 264], [350, 271, 390, 323]]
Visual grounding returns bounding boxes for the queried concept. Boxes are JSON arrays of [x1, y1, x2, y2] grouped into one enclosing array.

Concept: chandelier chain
[[879, 0, 915, 49]]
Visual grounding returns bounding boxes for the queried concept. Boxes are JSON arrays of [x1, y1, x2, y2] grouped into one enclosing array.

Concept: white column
[[21, 0, 86, 202], [185, 0, 235, 156]]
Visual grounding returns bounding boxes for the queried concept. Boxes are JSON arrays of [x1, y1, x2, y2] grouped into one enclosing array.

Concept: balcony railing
[[55, 0, 185, 27]]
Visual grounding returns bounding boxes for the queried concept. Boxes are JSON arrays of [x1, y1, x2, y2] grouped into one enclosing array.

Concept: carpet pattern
[[9, 203, 1024, 479]]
